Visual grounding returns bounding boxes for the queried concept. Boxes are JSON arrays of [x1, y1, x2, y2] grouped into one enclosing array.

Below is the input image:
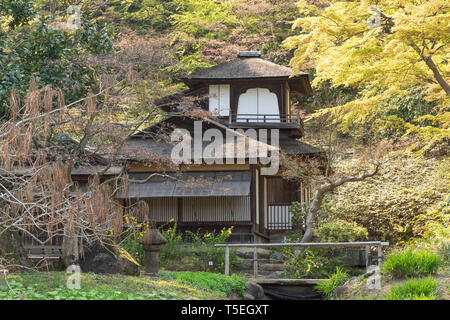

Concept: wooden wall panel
[[182, 196, 251, 222]]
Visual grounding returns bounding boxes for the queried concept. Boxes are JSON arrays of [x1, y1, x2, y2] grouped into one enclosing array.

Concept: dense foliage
[[0, 271, 223, 300], [0, 1, 114, 117], [315, 220, 368, 243], [385, 277, 437, 300], [159, 271, 247, 297], [328, 158, 449, 242], [315, 267, 350, 300], [382, 248, 441, 278], [284, 0, 449, 155]]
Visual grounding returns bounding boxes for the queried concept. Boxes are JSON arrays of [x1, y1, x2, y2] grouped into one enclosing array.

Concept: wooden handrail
[[215, 241, 389, 276], [229, 113, 301, 123]]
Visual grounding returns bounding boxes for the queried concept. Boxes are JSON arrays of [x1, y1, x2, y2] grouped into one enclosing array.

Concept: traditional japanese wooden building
[[116, 51, 324, 243]]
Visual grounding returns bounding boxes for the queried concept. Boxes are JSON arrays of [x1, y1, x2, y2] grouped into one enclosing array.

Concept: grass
[[384, 277, 437, 300], [159, 271, 247, 297], [315, 267, 350, 300], [382, 248, 441, 278], [0, 271, 226, 300]]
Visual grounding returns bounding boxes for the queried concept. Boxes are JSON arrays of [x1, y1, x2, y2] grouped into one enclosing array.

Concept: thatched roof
[[182, 57, 307, 80], [119, 116, 323, 162]]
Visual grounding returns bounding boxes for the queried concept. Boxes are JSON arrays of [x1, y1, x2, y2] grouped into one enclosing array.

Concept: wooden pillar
[[253, 246, 258, 278], [378, 244, 383, 266], [225, 246, 230, 276], [365, 245, 370, 268]]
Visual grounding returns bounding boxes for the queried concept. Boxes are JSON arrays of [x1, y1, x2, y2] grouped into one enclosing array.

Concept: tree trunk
[[300, 164, 381, 245], [423, 55, 450, 95], [62, 224, 79, 268], [410, 43, 450, 95]]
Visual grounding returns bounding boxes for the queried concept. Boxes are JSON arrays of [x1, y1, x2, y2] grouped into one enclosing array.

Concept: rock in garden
[[270, 251, 284, 261], [79, 243, 139, 276], [333, 276, 361, 299], [243, 292, 256, 300], [245, 282, 265, 299]]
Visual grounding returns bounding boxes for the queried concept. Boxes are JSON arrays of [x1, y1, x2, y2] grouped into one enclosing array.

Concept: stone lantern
[[140, 228, 168, 276]]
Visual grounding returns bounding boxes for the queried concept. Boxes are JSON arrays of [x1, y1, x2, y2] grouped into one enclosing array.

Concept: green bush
[[282, 219, 367, 279], [315, 267, 350, 300], [437, 241, 450, 266], [384, 277, 437, 300], [186, 227, 239, 273], [289, 202, 308, 230], [159, 271, 247, 297], [315, 219, 368, 242], [382, 248, 441, 278], [283, 247, 357, 279], [327, 158, 448, 243], [0, 271, 222, 300], [160, 223, 184, 262], [117, 217, 148, 264]]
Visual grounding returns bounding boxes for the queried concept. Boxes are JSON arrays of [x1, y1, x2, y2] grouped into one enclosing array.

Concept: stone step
[[235, 257, 288, 273], [236, 248, 272, 259], [260, 263, 287, 272], [241, 270, 286, 279]]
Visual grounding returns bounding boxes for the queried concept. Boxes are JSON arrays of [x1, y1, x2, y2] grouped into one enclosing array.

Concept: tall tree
[[284, 0, 449, 154], [0, 1, 114, 118]]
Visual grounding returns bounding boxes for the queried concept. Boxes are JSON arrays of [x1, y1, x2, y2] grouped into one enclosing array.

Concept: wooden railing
[[215, 241, 390, 277], [230, 113, 301, 126]]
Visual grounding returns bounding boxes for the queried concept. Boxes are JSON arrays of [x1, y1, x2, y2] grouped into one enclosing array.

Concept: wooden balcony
[[228, 113, 304, 131]]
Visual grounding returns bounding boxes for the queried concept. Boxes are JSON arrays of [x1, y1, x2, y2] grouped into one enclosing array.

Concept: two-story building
[[116, 51, 324, 243]]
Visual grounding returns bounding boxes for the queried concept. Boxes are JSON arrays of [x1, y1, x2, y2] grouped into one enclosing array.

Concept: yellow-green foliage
[[327, 157, 449, 242], [315, 219, 368, 242], [409, 195, 450, 263], [415, 194, 450, 242], [284, 0, 449, 154]]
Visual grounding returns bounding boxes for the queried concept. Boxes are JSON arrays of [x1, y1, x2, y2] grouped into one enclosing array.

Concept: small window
[[209, 84, 230, 116]]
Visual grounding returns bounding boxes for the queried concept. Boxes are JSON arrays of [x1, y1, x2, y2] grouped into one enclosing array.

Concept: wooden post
[[365, 245, 370, 268], [378, 244, 382, 266], [225, 246, 230, 276], [253, 247, 258, 278]]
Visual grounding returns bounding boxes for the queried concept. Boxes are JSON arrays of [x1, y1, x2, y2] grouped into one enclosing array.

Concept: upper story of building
[[158, 51, 312, 138]]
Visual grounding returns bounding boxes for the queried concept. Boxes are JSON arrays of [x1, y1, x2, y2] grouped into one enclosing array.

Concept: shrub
[[117, 217, 149, 264], [289, 200, 334, 235], [315, 219, 368, 242], [159, 271, 247, 297], [437, 241, 450, 266], [382, 248, 441, 278], [384, 277, 437, 300], [282, 219, 367, 279], [411, 194, 450, 248], [327, 158, 448, 243], [283, 247, 357, 279], [186, 227, 239, 273], [160, 222, 184, 262], [315, 267, 350, 300], [289, 202, 308, 230]]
